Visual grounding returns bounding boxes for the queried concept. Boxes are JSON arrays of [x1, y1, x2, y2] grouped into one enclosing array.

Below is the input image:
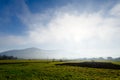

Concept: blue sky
[[0, 0, 120, 58]]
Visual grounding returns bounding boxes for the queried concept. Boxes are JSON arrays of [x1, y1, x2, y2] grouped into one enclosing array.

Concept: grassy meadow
[[0, 60, 120, 80]]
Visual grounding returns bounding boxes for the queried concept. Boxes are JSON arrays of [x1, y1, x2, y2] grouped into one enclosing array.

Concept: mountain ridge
[[0, 47, 59, 59]]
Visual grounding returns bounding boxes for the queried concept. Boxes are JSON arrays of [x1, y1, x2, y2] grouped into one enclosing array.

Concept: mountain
[[0, 47, 62, 59]]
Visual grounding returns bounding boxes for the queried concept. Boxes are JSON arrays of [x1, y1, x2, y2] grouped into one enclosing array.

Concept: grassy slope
[[0, 60, 120, 80]]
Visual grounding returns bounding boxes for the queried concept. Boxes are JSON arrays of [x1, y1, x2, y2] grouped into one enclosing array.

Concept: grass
[[0, 60, 120, 80]]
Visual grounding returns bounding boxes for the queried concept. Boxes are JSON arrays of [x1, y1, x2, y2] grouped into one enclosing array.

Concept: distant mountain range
[[0, 47, 64, 59]]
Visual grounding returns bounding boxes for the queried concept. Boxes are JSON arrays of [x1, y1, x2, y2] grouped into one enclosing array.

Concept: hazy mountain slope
[[0, 47, 60, 59]]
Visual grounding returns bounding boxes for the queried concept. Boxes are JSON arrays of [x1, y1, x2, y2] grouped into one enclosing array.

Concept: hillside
[[0, 47, 60, 59]]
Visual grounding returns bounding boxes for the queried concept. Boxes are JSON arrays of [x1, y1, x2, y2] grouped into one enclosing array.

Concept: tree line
[[79, 57, 120, 61], [0, 55, 17, 60]]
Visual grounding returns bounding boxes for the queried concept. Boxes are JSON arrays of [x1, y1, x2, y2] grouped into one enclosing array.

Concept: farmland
[[0, 60, 120, 80]]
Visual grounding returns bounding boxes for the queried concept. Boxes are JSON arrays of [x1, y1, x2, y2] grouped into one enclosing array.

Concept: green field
[[0, 60, 120, 80]]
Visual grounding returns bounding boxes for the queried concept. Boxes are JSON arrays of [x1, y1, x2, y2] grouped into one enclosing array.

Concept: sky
[[0, 0, 120, 58]]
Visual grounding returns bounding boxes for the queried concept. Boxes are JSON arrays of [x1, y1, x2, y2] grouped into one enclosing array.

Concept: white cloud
[[27, 11, 120, 49], [110, 3, 120, 16]]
